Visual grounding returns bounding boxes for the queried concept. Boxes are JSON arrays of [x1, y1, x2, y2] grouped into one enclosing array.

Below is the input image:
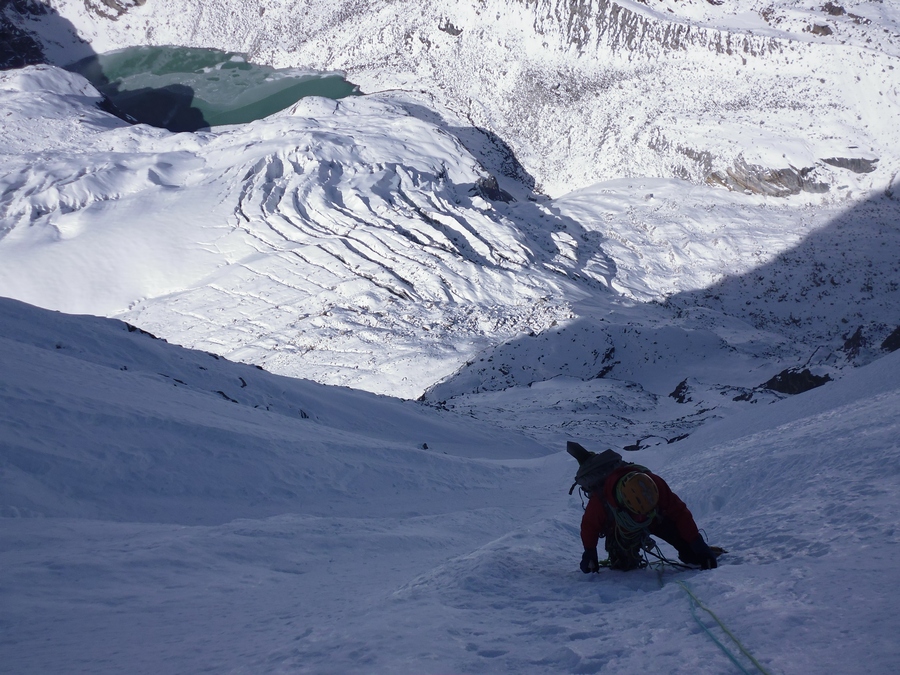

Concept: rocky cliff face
[[522, 0, 781, 57], [1, 1, 48, 69], [83, 0, 147, 21]]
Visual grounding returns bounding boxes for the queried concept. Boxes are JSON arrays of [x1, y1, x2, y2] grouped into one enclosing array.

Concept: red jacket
[[580, 465, 700, 550]]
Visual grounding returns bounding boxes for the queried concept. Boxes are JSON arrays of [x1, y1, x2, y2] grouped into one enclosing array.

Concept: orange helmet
[[616, 472, 659, 515]]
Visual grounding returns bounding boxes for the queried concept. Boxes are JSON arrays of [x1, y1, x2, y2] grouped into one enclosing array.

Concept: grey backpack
[[567, 441, 625, 496]]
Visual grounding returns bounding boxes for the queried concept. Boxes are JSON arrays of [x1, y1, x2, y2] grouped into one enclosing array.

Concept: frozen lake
[[67, 45, 359, 131]]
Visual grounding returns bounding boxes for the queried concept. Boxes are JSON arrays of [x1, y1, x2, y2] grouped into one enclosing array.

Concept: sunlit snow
[[2, 0, 899, 673]]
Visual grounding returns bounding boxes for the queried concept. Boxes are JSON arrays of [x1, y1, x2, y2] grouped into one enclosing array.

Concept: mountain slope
[[2, 296, 898, 674], [0, 295, 552, 525], [3, 66, 897, 406], [0, 65, 582, 397], [11, 0, 900, 196], [2, 2, 899, 672]]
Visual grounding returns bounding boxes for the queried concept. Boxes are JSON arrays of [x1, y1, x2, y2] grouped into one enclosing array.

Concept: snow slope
[[2, 288, 898, 674], [3, 2, 899, 408], [0, 65, 582, 398]]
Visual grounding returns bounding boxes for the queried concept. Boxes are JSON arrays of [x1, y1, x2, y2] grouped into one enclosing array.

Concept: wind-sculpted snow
[[0, 66, 585, 397], [3, 66, 897, 404]]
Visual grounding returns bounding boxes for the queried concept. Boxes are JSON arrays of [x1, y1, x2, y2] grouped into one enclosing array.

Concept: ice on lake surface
[[68, 45, 360, 131]]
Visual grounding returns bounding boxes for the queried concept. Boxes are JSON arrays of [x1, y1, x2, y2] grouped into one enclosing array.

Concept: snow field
[[0, 67, 583, 397], [12, 1, 900, 197], [2, 298, 899, 674], [1, 2, 899, 672]]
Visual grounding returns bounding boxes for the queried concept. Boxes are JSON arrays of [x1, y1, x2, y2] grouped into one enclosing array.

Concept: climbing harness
[[595, 533, 691, 571], [604, 506, 656, 570]]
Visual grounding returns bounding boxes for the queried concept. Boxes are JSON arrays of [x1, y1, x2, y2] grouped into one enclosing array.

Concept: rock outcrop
[[84, 0, 148, 21], [0, 1, 46, 70]]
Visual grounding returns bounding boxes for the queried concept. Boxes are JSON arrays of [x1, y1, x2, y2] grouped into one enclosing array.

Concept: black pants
[[650, 517, 703, 565]]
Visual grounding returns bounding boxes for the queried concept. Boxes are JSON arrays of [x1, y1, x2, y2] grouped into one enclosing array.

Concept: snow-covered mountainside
[[0, 65, 585, 397], [2, 1, 900, 672], [1, 1, 898, 433], [2, 63, 898, 405], [2, 294, 899, 674], [0, 296, 549, 523], [9, 0, 900, 197]]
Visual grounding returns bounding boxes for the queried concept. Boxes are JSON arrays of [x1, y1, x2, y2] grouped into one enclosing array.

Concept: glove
[[689, 536, 718, 570], [580, 548, 600, 574]]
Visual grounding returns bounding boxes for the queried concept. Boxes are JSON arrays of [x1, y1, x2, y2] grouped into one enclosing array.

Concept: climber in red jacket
[[579, 465, 718, 573]]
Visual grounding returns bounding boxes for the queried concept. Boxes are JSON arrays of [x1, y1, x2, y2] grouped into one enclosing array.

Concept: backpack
[[568, 441, 662, 570], [566, 441, 625, 496]]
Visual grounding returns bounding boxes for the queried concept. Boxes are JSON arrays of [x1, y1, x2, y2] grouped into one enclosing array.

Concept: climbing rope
[[577, 487, 770, 674], [674, 581, 772, 675], [612, 502, 656, 534], [610, 540, 772, 675], [643, 539, 692, 570]]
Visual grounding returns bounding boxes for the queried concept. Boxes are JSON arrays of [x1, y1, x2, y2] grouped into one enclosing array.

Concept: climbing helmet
[[616, 471, 659, 516]]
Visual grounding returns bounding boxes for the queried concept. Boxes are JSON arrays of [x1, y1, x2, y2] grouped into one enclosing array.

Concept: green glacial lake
[[68, 46, 360, 132]]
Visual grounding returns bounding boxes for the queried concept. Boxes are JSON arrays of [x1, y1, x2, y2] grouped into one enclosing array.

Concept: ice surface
[[66, 45, 359, 131]]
